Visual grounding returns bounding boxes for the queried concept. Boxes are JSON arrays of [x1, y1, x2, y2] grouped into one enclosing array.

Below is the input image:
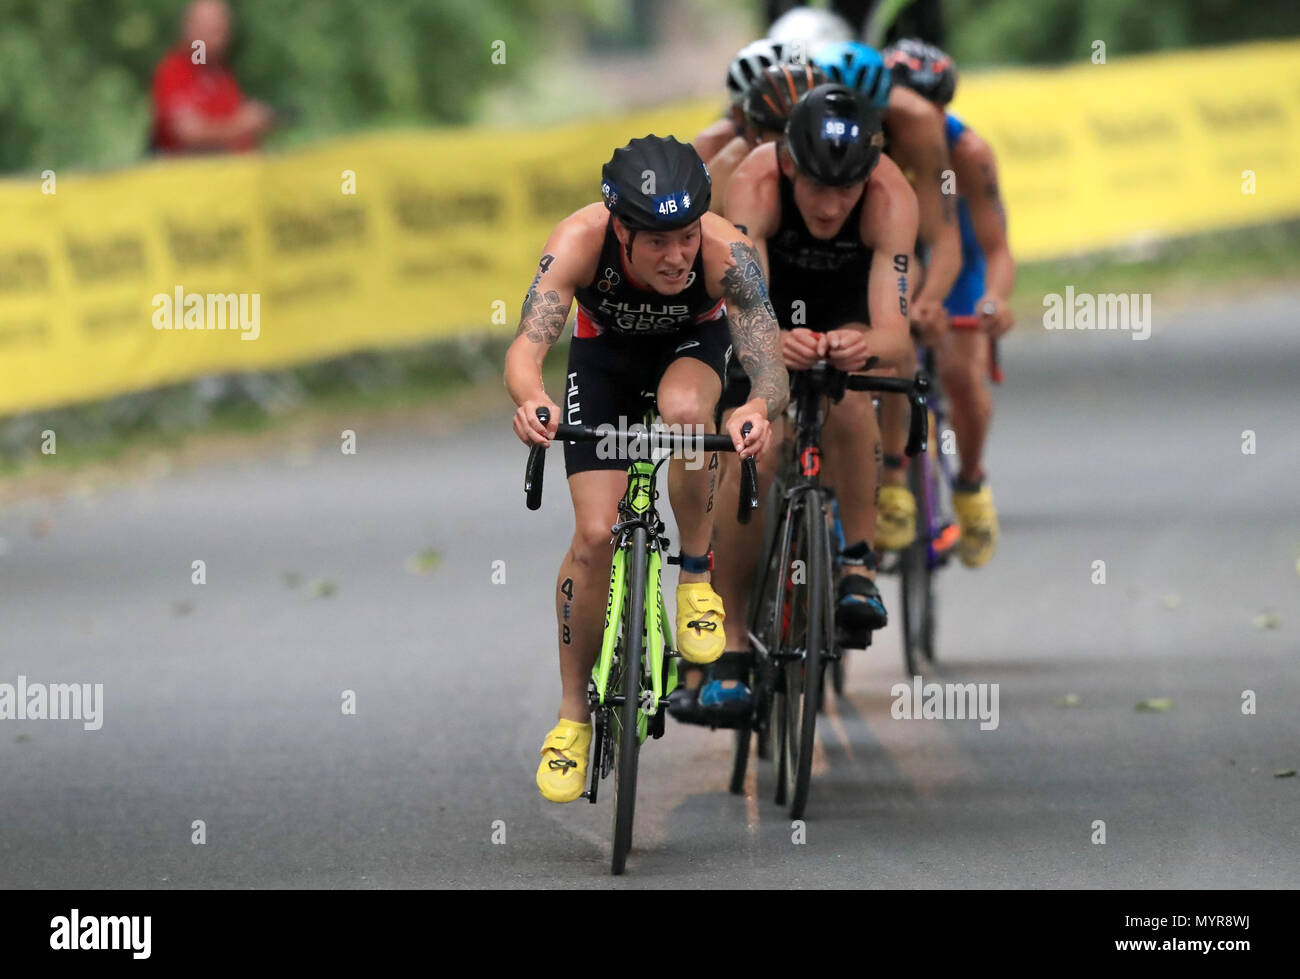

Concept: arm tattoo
[[527, 253, 555, 295], [979, 162, 1008, 228], [894, 253, 910, 317], [721, 240, 788, 418], [516, 287, 568, 345]]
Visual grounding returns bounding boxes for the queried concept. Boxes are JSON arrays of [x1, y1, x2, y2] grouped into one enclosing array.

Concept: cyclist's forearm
[[984, 247, 1015, 303], [504, 337, 549, 406], [918, 224, 961, 304], [506, 281, 571, 404], [723, 241, 789, 418]]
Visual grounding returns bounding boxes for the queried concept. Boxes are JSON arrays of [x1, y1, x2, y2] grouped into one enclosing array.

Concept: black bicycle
[[890, 313, 1001, 677], [729, 360, 927, 818], [524, 408, 757, 874]]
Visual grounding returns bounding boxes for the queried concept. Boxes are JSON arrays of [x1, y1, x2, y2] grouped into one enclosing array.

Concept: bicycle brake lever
[[525, 407, 549, 510], [904, 375, 928, 457], [737, 421, 759, 524]]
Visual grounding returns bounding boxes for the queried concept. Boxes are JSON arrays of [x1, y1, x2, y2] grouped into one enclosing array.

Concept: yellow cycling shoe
[[875, 484, 917, 551], [676, 582, 726, 664], [952, 484, 999, 568], [536, 718, 592, 804]]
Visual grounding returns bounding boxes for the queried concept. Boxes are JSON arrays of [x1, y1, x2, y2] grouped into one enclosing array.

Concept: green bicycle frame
[[591, 460, 678, 745]]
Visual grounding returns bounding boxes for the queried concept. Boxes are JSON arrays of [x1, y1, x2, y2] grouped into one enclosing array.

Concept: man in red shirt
[[150, 0, 274, 154]]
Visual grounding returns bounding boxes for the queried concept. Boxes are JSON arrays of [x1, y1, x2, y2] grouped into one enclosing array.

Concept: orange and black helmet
[[742, 62, 827, 138]]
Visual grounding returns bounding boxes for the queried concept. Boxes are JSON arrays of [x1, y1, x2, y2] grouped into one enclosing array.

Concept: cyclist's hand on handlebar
[[910, 296, 949, 346], [976, 295, 1015, 338], [727, 401, 771, 459], [824, 327, 872, 372], [514, 397, 561, 446], [782, 328, 825, 370]]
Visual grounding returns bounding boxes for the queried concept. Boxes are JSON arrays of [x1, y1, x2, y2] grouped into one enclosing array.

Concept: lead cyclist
[[504, 136, 788, 803]]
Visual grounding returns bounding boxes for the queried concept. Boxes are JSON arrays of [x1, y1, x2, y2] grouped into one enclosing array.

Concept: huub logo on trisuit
[[573, 233, 723, 337]]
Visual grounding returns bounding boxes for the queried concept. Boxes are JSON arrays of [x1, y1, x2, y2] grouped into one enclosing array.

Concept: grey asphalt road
[[2, 288, 1297, 889]]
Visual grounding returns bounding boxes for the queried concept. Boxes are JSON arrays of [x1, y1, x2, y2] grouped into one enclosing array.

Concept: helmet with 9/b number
[[784, 84, 884, 187], [600, 135, 712, 232]]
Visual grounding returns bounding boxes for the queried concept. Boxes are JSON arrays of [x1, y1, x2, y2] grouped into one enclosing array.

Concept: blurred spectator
[[764, 0, 946, 46], [149, 0, 275, 154]]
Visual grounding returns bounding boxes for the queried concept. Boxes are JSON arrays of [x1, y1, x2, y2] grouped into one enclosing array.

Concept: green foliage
[[945, 0, 1300, 67], [0, 0, 543, 172]]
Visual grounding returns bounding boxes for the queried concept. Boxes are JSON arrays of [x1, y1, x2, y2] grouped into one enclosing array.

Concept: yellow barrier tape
[[2, 39, 1296, 415]]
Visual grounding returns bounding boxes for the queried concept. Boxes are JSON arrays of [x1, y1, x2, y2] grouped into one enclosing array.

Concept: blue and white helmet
[[814, 41, 892, 110]]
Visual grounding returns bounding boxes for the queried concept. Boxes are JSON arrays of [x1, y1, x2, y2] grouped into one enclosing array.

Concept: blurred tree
[[0, 0, 547, 172], [944, 0, 1300, 66], [2, 0, 1297, 173]]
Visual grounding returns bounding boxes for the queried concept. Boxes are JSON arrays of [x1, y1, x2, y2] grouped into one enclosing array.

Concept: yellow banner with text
[[1, 39, 1296, 415]]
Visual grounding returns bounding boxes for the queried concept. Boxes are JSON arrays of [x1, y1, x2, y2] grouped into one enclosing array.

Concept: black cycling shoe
[[667, 668, 710, 726], [836, 574, 887, 647]]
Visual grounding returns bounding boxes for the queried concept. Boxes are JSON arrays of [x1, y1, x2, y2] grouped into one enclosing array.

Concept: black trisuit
[[721, 170, 872, 409], [564, 217, 732, 476]]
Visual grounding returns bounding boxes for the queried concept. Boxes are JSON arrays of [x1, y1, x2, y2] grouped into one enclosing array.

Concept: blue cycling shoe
[[697, 651, 753, 721], [836, 574, 887, 649], [699, 677, 752, 714], [669, 654, 754, 726]]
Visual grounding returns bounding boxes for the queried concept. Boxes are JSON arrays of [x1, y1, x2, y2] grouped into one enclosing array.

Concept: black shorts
[[563, 319, 732, 476]]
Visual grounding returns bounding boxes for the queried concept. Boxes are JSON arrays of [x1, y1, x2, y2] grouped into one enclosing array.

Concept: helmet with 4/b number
[[744, 62, 827, 136], [601, 135, 711, 231], [814, 41, 891, 110], [767, 6, 854, 59], [726, 38, 790, 104], [785, 83, 884, 186], [883, 38, 957, 106]]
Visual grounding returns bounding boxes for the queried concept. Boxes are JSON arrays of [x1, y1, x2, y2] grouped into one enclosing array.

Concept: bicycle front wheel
[[611, 526, 647, 875], [900, 454, 935, 677], [784, 491, 829, 820]]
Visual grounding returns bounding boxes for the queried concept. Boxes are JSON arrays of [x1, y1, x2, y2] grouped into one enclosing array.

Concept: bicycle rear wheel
[[729, 727, 750, 795], [611, 527, 647, 875], [784, 491, 829, 820]]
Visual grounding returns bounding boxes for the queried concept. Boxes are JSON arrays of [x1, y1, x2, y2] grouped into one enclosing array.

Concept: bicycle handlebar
[[948, 309, 1004, 384], [524, 409, 761, 524], [793, 361, 930, 458]]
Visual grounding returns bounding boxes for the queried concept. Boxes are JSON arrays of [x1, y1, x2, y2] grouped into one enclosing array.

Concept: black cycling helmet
[[743, 62, 827, 136], [883, 38, 957, 106], [784, 84, 884, 186], [601, 135, 711, 232]]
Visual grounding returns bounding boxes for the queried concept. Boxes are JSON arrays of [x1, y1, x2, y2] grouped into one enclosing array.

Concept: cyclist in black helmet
[[505, 135, 789, 803], [674, 86, 918, 723], [707, 62, 826, 216], [695, 38, 791, 165]]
